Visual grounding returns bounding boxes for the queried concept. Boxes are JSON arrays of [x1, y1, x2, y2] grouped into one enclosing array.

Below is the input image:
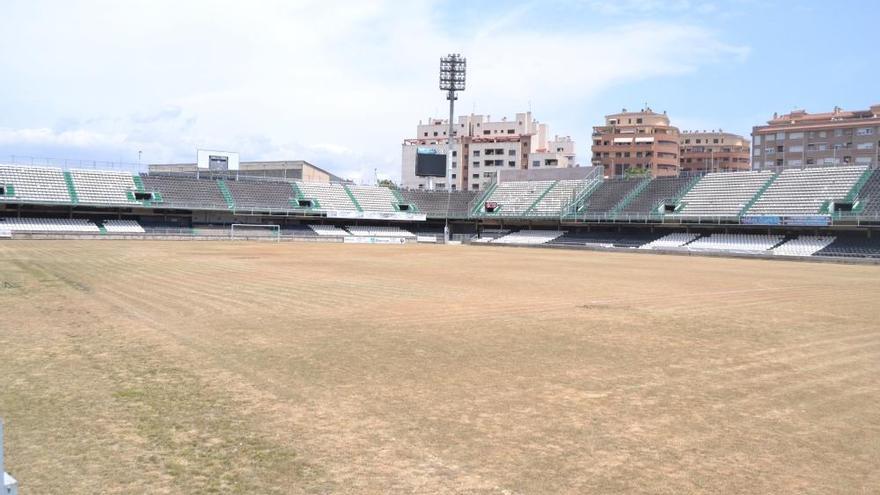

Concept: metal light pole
[[440, 53, 466, 242]]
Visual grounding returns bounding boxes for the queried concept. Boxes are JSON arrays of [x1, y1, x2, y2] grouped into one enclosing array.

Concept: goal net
[[230, 224, 281, 241]]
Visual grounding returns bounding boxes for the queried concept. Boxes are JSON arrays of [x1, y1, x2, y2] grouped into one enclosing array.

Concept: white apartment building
[[401, 112, 577, 191]]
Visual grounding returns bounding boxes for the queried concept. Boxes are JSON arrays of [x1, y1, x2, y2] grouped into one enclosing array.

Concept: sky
[[0, 0, 877, 182]]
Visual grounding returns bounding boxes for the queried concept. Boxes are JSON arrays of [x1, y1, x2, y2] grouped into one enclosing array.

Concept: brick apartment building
[[679, 131, 751, 173], [752, 104, 880, 169], [590, 108, 681, 177]]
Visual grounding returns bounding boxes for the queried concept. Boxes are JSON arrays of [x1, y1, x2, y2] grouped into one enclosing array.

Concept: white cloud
[[0, 0, 748, 181]]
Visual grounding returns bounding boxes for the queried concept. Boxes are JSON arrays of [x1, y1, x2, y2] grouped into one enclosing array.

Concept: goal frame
[[229, 223, 281, 242]]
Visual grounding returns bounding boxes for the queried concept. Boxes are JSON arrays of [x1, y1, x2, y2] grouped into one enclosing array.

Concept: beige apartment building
[[590, 108, 680, 177], [401, 112, 577, 190], [679, 131, 751, 173], [752, 104, 880, 169]]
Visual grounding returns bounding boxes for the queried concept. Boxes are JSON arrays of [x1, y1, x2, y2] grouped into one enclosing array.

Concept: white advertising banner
[[343, 236, 408, 244], [326, 210, 427, 222]]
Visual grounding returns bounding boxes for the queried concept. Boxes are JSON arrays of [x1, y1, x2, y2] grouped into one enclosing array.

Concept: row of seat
[[0, 165, 876, 219], [397, 189, 477, 217], [746, 166, 867, 215], [674, 171, 775, 217], [0, 217, 100, 232], [488, 230, 878, 258], [491, 230, 565, 244]]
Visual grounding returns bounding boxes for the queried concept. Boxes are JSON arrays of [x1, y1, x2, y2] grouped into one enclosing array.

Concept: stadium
[[1, 158, 879, 493], [0, 162, 879, 258]]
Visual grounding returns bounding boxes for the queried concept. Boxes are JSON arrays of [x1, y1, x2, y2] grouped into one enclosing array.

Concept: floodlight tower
[[440, 54, 465, 241]]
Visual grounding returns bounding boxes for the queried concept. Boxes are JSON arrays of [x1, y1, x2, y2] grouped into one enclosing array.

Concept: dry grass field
[[1, 240, 879, 494]]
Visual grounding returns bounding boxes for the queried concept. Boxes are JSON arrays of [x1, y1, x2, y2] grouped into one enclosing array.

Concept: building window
[[856, 127, 875, 136], [856, 142, 874, 150], [472, 184, 480, 190], [473, 150, 480, 156], [473, 161, 479, 167], [508, 161, 515, 166], [789, 145, 804, 153], [451, 174, 456, 179], [452, 151, 457, 157], [788, 132, 804, 140], [452, 161, 457, 168], [754, 135, 762, 145], [472, 174, 479, 179], [508, 149, 516, 156]]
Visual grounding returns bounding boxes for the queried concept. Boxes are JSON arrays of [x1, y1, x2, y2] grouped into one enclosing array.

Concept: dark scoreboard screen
[[415, 152, 447, 177]]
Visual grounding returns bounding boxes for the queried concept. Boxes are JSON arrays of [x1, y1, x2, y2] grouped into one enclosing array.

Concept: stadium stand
[[550, 231, 660, 248], [814, 236, 880, 259], [0, 217, 100, 233], [491, 230, 564, 245], [398, 189, 477, 217], [345, 225, 416, 237], [140, 175, 228, 209], [225, 179, 296, 210], [851, 168, 880, 216], [471, 229, 511, 243], [576, 178, 644, 214], [674, 171, 776, 217], [70, 169, 140, 205], [478, 181, 554, 215], [686, 233, 784, 253], [346, 185, 398, 213], [772, 236, 836, 256], [297, 182, 358, 211], [308, 224, 350, 236], [618, 176, 696, 215], [529, 180, 591, 215], [745, 165, 867, 216], [102, 219, 146, 234], [0, 165, 71, 203], [639, 232, 700, 249]]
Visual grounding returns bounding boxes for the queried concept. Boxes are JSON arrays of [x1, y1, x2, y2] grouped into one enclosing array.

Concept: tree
[[377, 179, 398, 189], [624, 167, 651, 178]]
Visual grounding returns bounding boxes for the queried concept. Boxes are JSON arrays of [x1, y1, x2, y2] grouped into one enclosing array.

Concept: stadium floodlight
[[439, 53, 466, 241], [439, 54, 467, 93]]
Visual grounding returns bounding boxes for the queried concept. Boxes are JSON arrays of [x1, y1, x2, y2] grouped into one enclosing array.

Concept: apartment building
[[590, 108, 680, 177], [401, 112, 577, 190], [752, 104, 880, 169], [679, 131, 751, 173]]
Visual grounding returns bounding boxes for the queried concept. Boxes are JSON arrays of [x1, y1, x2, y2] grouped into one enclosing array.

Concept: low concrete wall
[[3, 233, 345, 243]]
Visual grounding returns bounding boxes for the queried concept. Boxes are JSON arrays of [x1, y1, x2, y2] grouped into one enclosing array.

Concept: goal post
[[230, 224, 281, 241]]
